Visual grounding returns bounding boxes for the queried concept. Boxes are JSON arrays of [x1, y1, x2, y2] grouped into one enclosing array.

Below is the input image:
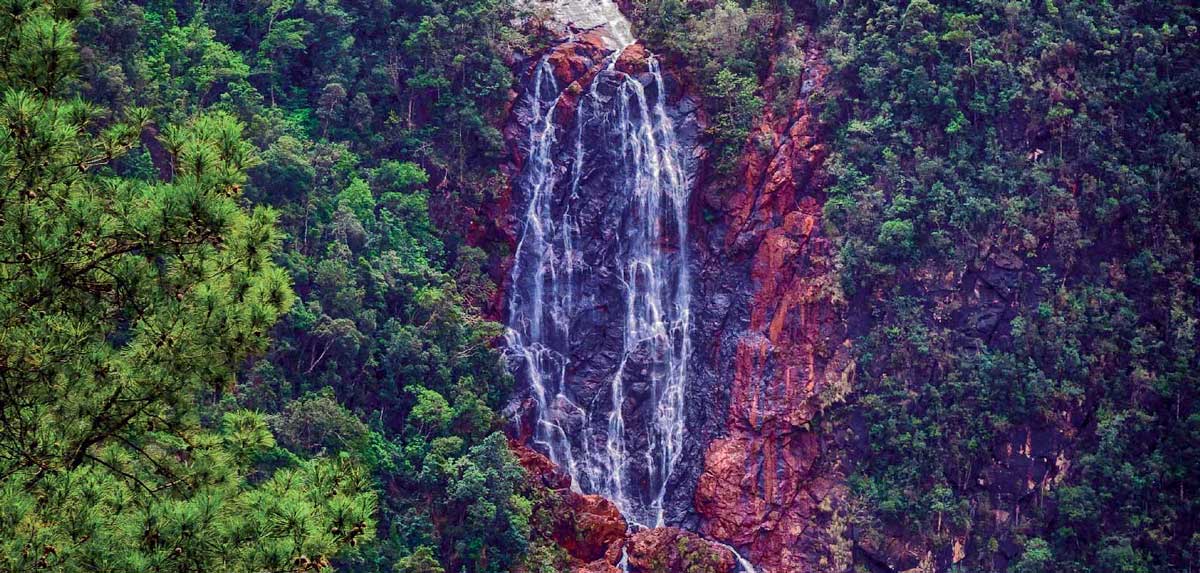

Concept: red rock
[[509, 441, 627, 564], [562, 493, 627, 562], [695, 38, 852, 573], [614, 42, 649, 75], [574, 560, 624, 573], [625, 528, 736, 573], [510, 439, 572, 490], [509, 443, 747, 572], [546, 32, 609, 87]]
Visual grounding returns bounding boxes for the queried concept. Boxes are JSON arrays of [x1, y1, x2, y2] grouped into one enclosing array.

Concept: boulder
[[626, 527, 736, 573]]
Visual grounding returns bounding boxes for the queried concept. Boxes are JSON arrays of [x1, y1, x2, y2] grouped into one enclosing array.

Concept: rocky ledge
[[512, 441, 740, 573]]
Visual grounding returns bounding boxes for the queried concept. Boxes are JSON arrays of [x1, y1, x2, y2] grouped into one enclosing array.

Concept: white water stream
[[505, 43, 690, 527], [504, 5, 760, 571]]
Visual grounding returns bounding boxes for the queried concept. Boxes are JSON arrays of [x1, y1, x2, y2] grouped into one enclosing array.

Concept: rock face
[[501, 11, 852, 573], [512, 441, 628, 567], [502, 30, 718, 528], [691, 38, 853, 573], [519, 0, 635, 49], [626, 527, 736, 573], [512, 441, 740, 573]]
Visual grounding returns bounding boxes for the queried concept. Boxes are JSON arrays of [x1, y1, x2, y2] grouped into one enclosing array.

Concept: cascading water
[[504, 15, 764, 570], [504, 43, 690, 528], [506, 58, 583, 484], [714, 541, 760, 573]]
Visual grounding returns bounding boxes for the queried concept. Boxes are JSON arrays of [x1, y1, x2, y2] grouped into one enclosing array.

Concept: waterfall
[[504, 46, 690, 527], [505, 59, 580, 482]]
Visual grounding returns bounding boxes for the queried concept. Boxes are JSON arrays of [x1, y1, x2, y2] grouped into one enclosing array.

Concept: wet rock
[[502, 30, 711, 527]]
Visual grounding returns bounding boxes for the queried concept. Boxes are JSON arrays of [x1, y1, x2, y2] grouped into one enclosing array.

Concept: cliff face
[[500, 30, 723, 527], [690, 36, 853, 573], [498, 14, 854, 572]]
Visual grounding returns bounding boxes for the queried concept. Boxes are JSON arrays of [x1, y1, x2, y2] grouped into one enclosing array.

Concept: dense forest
[[0, 1, 1195, 572], [1, 0, 546, 571], [821, 2, 1199, 571]]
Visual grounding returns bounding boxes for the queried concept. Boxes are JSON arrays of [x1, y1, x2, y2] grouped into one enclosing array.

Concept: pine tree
[[0, 2, 375, 570]]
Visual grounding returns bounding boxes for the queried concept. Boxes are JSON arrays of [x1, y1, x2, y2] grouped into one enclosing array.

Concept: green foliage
[[375, 160, 430, 195], [222, 409, 278, 465], [273, 389, 372, 456], [627, 0, 776, 173], [71, 1, 530, 570], [0, 38, 283, 497], [0, 2, 376, 570], [1, 427, 377, 573], [111, 12, 258, 123], [1010, 538, 1052, 573], [704, 68, 764, 171], [876, 218, 915, 260], [407, 386, 453, 437], [822, 0, 1200, 570], [394, 546, 445, 573], [517, 540, 571, 573], [440, 434, 531, 572], [337, 177, 377, 225]]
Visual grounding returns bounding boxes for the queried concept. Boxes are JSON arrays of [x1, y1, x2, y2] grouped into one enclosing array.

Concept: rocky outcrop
[[513, 441, 742, 573], [692, 36, 853, 573], [626, 527, 736, 573], [511, 441, 628, 571]]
